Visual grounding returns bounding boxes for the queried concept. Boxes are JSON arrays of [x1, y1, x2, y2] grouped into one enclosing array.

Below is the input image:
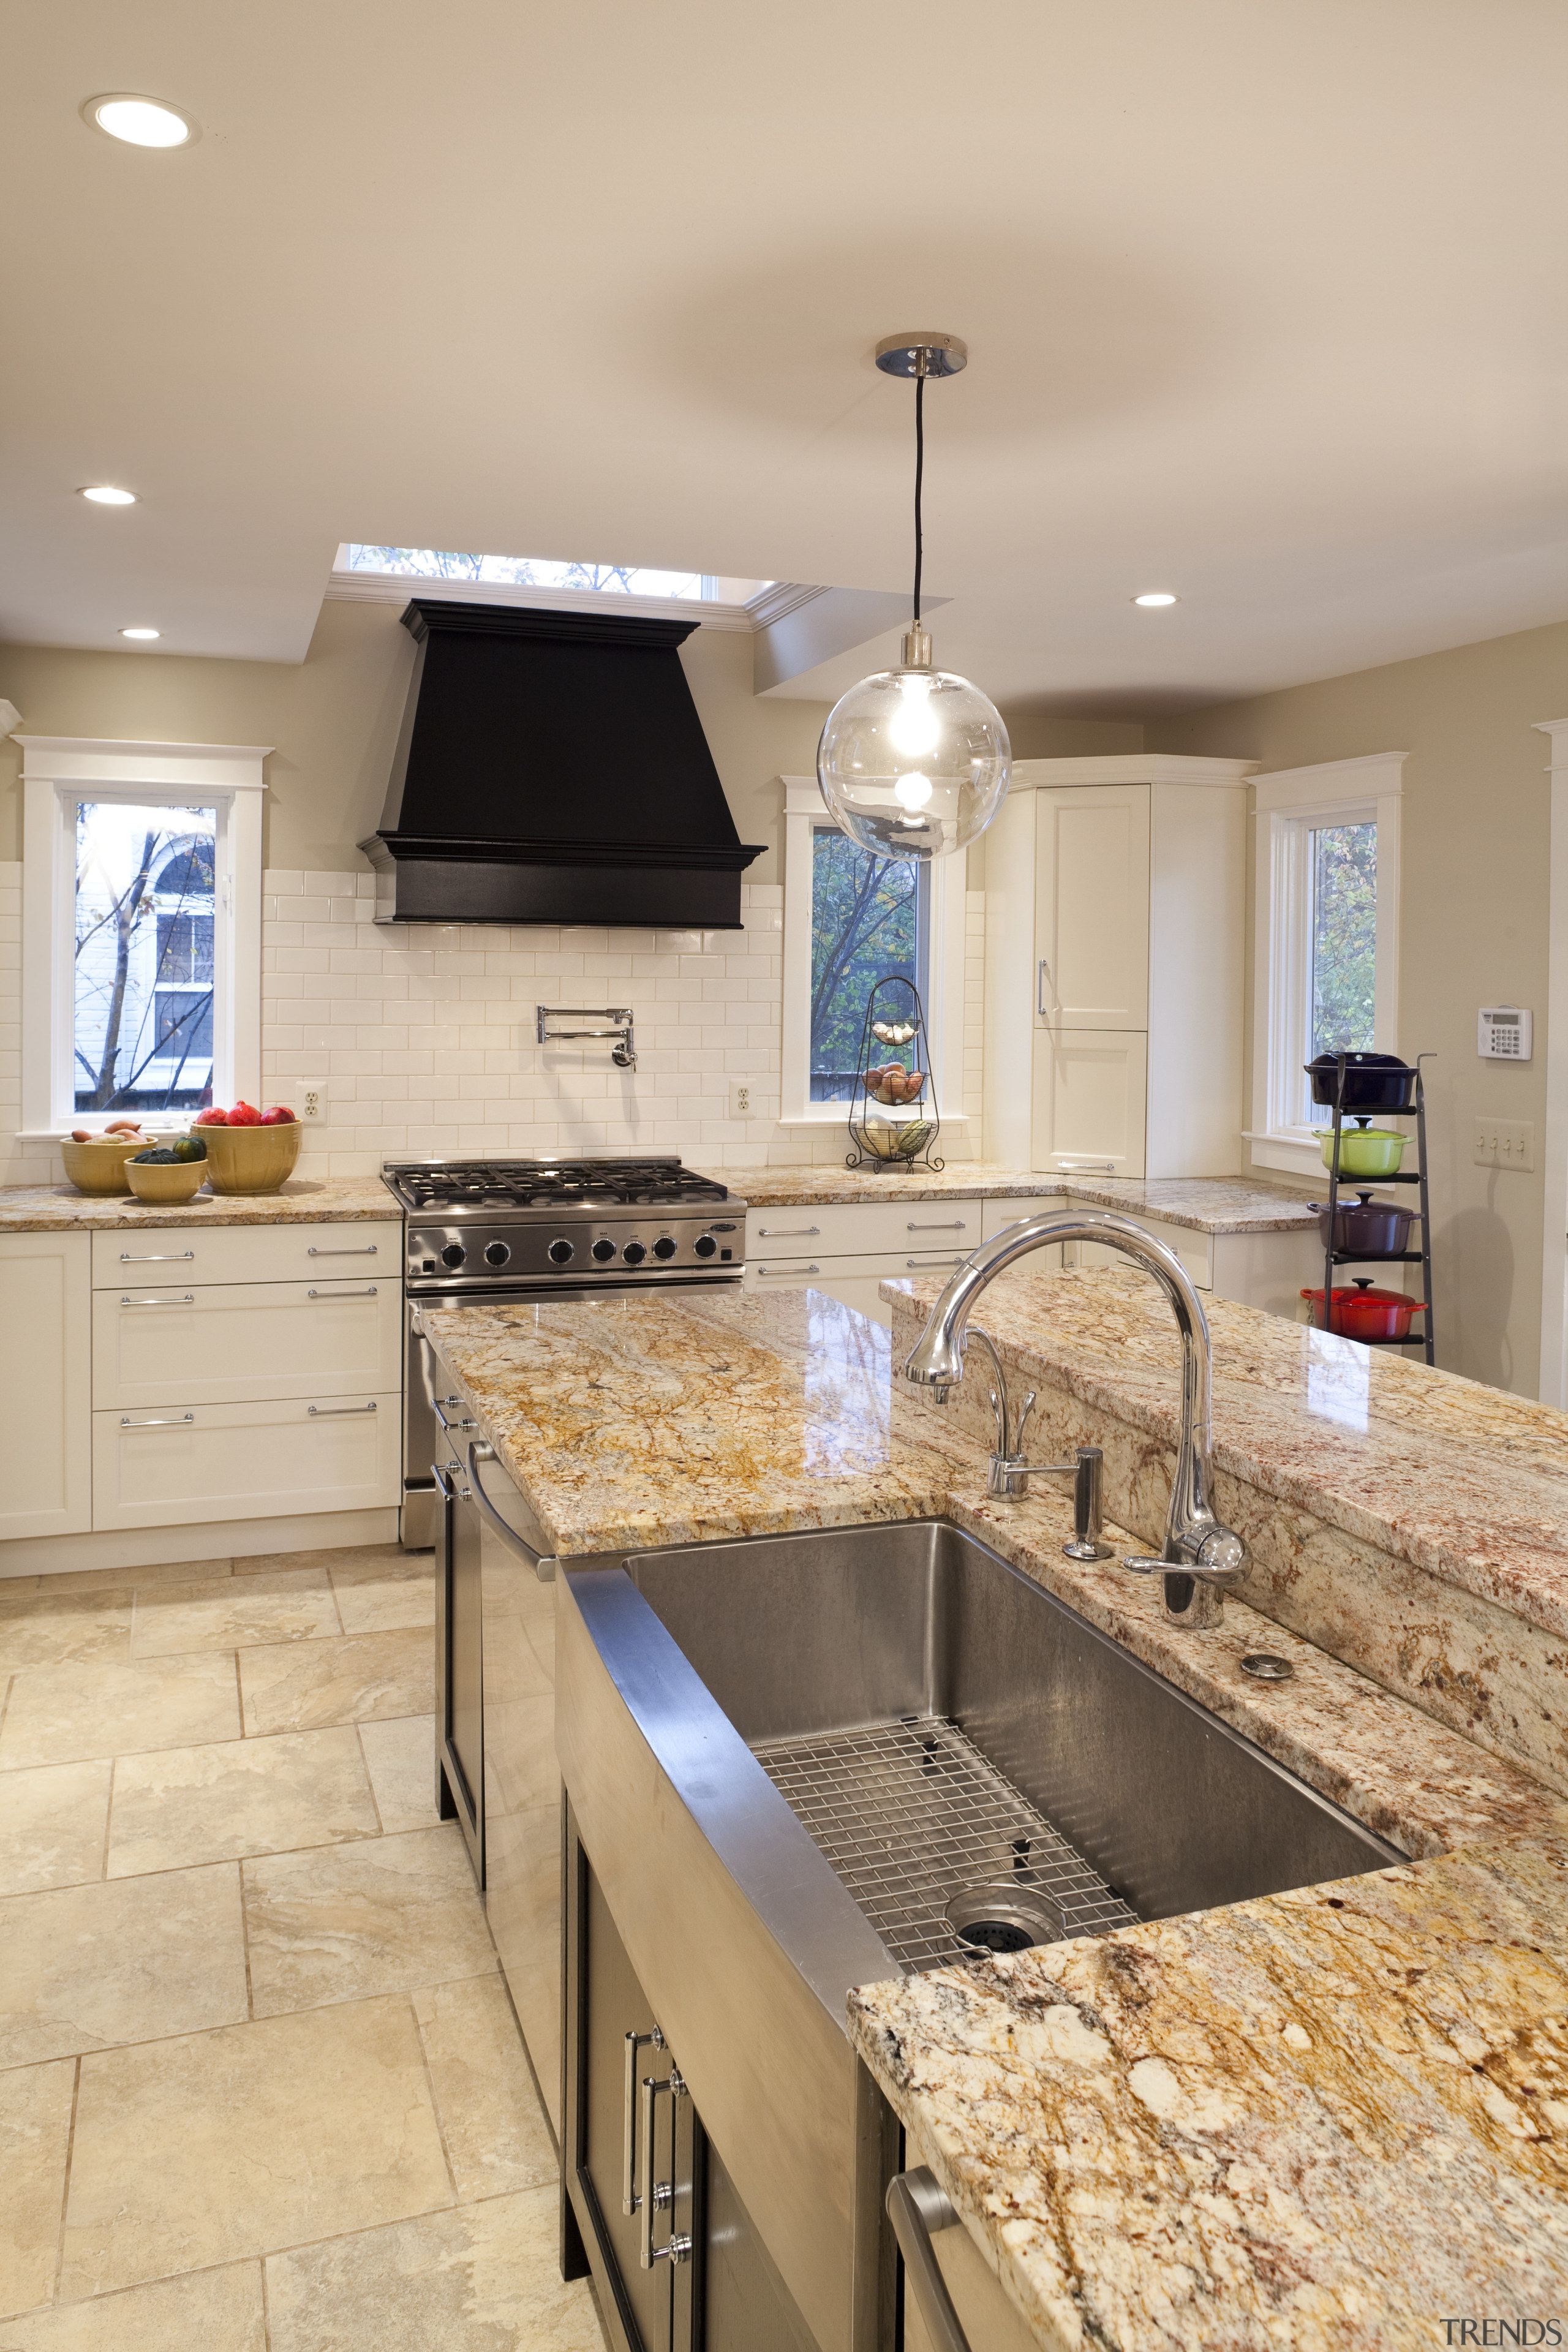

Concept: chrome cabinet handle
[[307, 1285, 378, 1298], [907, 1219, 967, 1231], [887, 2168, 972, 2352], [754, 1264, 820, 1277], [756, 1224, 820, 1237], [120, 1411, 194, 1427], [638, 2068, 692, 2269], [1038, 957, 1053, 1017], [466, 1439, 555, 1581], [907, 1256, 964, 1269], [307, 1243, 377, 1256], [119, 1293, 195, 1306], [433, 1398, 476, 1433], [622, 2027, 665, 2215], [118, 1250, 195, 1262], [307, 1400, 378, 1416], [1055, 1160, 1115, 1174]]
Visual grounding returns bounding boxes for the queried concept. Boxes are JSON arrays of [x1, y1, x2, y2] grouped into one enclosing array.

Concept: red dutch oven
[[1301, 1279, 1428, 1340]]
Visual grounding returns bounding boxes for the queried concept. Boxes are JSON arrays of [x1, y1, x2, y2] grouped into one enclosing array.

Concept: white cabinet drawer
[[93, 1278, 402, 1409], [746, 1247, 974, 1287], [92, 1392, 400, 1529], [979, 1194, 1057, 1240], [91, 1219, 398, 1289], [745, 1200, 981, 1262]]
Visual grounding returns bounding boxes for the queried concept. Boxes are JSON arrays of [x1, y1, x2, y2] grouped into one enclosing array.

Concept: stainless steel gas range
[[382, 1154, 747, 1546]]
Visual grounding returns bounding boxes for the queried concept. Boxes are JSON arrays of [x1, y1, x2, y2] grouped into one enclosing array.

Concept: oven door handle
[[886, 2169, 973, 2352], [466, 1439, 556, 1582]]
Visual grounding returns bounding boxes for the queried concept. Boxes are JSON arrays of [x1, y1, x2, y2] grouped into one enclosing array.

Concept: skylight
[[341, 546, 772, 604]]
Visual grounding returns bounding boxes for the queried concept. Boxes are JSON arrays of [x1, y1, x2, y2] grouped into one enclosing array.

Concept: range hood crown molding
[[360, 597, 766, 930]]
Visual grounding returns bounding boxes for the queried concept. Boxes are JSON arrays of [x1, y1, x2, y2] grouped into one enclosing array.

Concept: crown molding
[[1010, 753, 1257, 788], [323, 566, 826, 638]]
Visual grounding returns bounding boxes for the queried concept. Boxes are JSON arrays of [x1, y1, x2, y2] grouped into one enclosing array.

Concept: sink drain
[[944, 1882, 1064, 1957]]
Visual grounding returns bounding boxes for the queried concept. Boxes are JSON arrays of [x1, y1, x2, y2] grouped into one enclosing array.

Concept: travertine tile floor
[[0, 1545, 606, 2352]]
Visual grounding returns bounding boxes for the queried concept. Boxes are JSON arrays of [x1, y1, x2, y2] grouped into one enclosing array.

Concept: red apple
[[194, 1106, 228, 1126], [260, 1106, 296, 1125], [227, 1101, 262, 1127]]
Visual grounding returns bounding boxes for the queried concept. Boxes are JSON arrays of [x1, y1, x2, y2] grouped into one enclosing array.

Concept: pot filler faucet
[[903, 1210, 1248, 1629]]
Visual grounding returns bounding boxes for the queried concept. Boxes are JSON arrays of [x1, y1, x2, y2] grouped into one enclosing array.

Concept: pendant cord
[[912, 368, 925, 628]]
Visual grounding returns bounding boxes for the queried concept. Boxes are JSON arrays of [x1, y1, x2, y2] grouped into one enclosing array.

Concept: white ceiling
[[3, 0, 1566, 715]]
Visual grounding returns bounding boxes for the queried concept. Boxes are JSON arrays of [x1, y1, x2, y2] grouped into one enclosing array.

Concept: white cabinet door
[[92, 1278, 402, 1409], [745, 1200, 982, 1261], [1035, 785, 1150, 1030], [93, 1392, 400, 1529], [0, 1231, 92, 1540], [1030, 1030, 1148, 1178]]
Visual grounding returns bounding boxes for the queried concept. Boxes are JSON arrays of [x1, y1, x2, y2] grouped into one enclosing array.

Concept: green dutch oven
[[1318, 1126, 1406, 1177]]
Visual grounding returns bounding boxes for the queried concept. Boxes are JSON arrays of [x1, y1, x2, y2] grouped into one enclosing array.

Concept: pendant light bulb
[[816, 334, 1010, 864]]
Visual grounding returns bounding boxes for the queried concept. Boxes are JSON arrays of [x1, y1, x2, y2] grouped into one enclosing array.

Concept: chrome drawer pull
[[907, 1256, 963, 1269], [119, 1293, 195, 1306], [622, 2026, 665, 2215], [307, 1285, 378, 1298], [756, 1224, 820, 1237], [1055, 1159, 1115, 1174], [118, 1250, 195, 1262], [639, 2069, 692, 2269], [887, 2169, 972, 2352], [907, 1219, 967, 1231], [433, 1398, 476, 1433], [120, 1411, 195, 1428], [307, 1243, 377, 1256], [307, 1400, 378, 1416], [755, 1264, 819, 1277]]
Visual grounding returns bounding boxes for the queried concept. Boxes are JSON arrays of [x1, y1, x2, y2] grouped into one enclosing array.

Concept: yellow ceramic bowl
[[198, 1119, 303, 1194], [125, 1156, 208, 1205], [61, 1136, 146, 1194]]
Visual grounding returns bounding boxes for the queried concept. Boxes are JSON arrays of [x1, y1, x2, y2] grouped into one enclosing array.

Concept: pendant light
[[816, 333, 1011, 863]]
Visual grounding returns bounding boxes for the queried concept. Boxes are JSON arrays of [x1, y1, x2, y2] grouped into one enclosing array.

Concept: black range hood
[[358, 598, 766, 927]]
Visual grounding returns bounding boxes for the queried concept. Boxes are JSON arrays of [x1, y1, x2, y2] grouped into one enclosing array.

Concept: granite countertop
[[715, 1163, 1321, 1234], [417, 1281, 1568, 2342], [0, 1175, 398, 1230], [894, 1265, 1568, 1647]]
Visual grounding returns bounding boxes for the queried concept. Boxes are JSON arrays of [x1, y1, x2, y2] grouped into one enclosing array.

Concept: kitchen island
[[419, 1272, 1568, 2349]]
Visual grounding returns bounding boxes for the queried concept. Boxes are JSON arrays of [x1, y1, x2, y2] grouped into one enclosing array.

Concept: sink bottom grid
[[750, 1713, 1138, 1972]]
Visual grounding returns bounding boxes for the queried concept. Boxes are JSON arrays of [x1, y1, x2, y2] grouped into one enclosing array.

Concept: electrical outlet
[[729, 1080, 753, 1119], [1474, 1116, 1534, 1171], [300, 1081, 328, 1123]]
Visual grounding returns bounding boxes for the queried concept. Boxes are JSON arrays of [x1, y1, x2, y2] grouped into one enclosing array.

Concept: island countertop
[[417, 1280, 1568, 2344]]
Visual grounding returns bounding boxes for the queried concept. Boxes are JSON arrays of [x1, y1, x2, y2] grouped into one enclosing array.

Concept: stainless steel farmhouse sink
[[556, 1518, 1404, 2352]]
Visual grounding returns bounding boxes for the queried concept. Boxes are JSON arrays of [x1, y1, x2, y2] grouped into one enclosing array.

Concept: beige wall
[[1152, 619, 1568, 1394]]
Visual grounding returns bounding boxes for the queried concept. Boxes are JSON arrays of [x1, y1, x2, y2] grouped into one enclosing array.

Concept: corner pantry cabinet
[[983, 756, 1253, 1179], [0, 1218, 403, 1543]]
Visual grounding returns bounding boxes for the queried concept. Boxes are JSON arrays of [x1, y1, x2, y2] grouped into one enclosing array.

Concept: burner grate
[[388, 1156, 733, 1212], [750, 1714, 1137, 1973]]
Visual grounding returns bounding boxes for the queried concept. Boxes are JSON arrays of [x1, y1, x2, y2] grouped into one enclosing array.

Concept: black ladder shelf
[[1317, 1054, 1435, 1366]]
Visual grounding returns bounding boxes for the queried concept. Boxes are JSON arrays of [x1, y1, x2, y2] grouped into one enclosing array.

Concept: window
[[809, 826, 929, 1101], [1248, 753, 1404, 1177], [19, 738, 266, 1139], [780, 778, 965, 1125], [339, 545, 772, 604]]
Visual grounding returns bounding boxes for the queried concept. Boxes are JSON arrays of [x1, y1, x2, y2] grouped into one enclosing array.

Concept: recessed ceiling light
[[119, 627, 160, 641], [1133, 591, 1179, 607], [80, 484, 138, 505], [82, 93, 199, 149]]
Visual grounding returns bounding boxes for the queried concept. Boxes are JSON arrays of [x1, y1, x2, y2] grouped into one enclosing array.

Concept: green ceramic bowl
[[1318, 1125, 1406, 1177]]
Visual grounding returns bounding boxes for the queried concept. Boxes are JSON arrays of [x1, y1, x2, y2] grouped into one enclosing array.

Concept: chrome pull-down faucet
[[905, 1211, 1248, 1628]]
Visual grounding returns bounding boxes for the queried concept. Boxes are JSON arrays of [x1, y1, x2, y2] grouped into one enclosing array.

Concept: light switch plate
[[1474, 1116, 1534, 1171]]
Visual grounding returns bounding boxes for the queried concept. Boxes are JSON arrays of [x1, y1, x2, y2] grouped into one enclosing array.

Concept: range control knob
[[484, 1240, 512, 1267], [622, 1240, 647, 1266], [440, 1242, 467, 1269], [652, 1236, 677, 1260], [693, 1234, 717, 1259], [591, 1237, 616, 1263], [547, 1238, 574, 1266]]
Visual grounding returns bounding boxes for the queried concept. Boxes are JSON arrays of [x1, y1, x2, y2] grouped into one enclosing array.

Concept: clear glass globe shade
[[816, 666, 1011, 861]]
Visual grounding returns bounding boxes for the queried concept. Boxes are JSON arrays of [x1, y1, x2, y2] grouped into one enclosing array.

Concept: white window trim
[[1245, 751, 1405, 1182], [18, 737, 269, 1139], [778, 775, 967, 1128], [1535, 717, 1568, 1405]]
